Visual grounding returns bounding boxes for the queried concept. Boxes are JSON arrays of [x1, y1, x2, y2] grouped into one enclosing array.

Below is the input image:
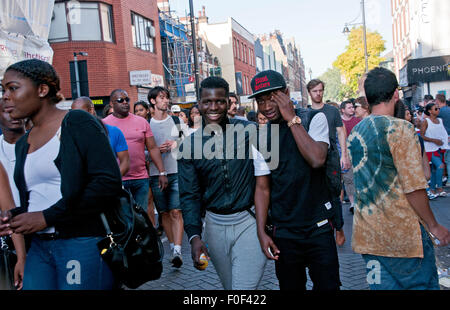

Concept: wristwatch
[[287, 116, 302, 127], [159, 171, 168, 176]]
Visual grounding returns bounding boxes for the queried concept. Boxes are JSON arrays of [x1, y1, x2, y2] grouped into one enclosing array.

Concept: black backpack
[[98, 188, 164, 289], [297, 108, 342, 198]]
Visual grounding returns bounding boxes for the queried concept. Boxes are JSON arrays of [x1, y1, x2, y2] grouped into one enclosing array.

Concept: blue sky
[[170, 0, 393, 78]]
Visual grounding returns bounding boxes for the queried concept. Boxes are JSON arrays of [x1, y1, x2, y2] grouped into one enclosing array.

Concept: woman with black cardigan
[[1, 59, 122, 290]]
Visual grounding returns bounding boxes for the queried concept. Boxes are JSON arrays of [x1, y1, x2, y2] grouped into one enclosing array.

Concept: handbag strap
[[0, 236, 9, 250], [100, 213, 111, 235]]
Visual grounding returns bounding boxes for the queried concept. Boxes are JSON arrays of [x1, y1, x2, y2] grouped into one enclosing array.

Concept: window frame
[[131, 11, 156, 54], [49, 1, 115, 43]]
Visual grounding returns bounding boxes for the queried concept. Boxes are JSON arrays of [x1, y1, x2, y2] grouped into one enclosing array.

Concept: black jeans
[[274, 230, 341, 290]]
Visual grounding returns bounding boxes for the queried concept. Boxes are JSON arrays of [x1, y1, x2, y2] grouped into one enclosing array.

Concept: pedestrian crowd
[[0, 59, 449, 291]]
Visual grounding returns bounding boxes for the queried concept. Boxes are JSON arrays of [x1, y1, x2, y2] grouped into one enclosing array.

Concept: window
[[237, 39, 240, 60], [131, 12, 155, 53], [48, 1, 114, 43]]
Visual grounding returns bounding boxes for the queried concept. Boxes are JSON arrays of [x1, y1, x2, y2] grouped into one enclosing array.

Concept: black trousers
[[274, 230, 341, 291]]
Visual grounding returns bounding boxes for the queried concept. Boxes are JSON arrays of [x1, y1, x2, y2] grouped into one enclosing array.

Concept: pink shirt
[[103, 113, 152, 181]]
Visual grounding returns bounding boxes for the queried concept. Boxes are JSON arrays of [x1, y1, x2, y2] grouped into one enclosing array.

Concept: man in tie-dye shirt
[[347, 67, 450, 290]]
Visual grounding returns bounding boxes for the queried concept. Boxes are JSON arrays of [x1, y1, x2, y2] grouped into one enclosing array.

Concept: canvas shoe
[[171, 251, 183, 268]]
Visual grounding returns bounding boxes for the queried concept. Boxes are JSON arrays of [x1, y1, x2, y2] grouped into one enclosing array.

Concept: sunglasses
[[115, 97, 130, 103]]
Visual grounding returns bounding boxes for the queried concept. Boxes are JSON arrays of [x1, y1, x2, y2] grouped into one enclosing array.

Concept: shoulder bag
[[97, 188, 164, 289]]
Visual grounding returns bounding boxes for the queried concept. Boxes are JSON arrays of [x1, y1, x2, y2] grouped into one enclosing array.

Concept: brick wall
[[50, 0, 164, 104], [232, 30, 256, 95]]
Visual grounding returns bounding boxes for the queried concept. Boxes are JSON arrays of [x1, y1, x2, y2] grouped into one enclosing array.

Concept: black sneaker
[[171, 252, 183, 268]]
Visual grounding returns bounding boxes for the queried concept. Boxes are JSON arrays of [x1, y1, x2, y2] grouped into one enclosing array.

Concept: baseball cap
[[249, 70, 287, 99], [171, 105, 181, 113]]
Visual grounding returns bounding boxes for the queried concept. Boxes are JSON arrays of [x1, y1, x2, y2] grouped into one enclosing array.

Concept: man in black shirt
[[178, 77, 267, 290], [251, 70, 341, 290], [308, 79, 349, 246]]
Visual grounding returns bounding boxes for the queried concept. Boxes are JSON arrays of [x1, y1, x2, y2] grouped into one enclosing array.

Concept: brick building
[[48, 0, 165, 113], [198, 16, 256, 100]]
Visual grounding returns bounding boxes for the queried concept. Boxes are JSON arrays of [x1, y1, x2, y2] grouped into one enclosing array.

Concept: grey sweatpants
[[204, 210, 268, 290]]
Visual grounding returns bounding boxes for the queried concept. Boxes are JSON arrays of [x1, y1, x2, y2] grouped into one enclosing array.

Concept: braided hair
[[6, 59, 64, 104]]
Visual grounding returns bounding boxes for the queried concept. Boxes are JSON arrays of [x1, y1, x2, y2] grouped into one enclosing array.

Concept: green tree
[[319, 67, 342, 102], [333, 26, 386, 97]]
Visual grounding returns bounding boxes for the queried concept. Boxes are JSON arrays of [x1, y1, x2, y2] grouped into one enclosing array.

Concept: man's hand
[[341, 155, 351, 171], [429, 224, 450, 246], [335, 229, 346, 246], [158, 175, 168, 191], [10, 212, 47, 234], [191, 236, 210, 270], [271, 90, 296, 123], [257, 230, 280, 260]]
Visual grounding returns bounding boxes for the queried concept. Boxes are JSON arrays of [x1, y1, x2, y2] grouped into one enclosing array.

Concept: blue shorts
[[122, 178, 149, 212], [150, 173, 180, 213]]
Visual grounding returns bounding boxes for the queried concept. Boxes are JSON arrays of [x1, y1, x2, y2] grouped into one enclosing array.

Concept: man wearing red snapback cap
[[251, 70, 341, 290]]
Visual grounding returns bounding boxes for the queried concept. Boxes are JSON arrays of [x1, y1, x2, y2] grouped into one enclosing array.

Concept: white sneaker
[[171, 251, 183, 268]]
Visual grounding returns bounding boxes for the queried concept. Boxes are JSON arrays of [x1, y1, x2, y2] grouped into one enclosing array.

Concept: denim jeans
[[430, 153, 444, 190], [445, 151, 450, 179], [362, 225, 440, 290], [23, 236, 115, 290], [123, 178, 149, 212], [150, 174, 180, 213]]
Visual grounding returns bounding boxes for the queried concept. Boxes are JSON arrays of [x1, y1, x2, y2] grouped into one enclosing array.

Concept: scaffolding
[[159, 11, 193, 100]]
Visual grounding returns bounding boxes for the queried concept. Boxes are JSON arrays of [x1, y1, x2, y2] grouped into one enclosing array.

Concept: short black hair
[[340, 100, 353, 110], [424, 94, 434, 101], [424, 102, 436, 116], [364, 67, 398, 107], [109, 89, 126, 101], [200, 76, 229, 98], [147, 86, 170, 108], [6, 59, 63, 104]]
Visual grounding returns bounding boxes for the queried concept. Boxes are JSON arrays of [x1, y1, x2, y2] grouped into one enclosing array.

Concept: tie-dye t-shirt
[[347, 115, 428, 258]]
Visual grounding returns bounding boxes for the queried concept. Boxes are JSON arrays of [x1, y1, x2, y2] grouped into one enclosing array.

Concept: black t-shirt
[[311, 104, 343, 147]]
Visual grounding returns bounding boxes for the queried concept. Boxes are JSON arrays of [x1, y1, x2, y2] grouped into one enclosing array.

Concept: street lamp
[[73, 52, 88, 98], [343, 0, 368, 73]]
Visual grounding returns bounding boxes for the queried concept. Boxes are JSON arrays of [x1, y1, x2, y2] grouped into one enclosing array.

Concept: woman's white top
[[424, 118, 449, 152], [25, 128, 62, 233], [0, 136, 20, 206]]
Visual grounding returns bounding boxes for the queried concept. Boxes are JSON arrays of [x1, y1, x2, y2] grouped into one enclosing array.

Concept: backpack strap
[[171, 116, 183, 138]]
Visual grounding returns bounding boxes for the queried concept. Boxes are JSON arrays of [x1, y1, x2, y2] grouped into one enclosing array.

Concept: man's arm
[[337, 126, 351, 170], [145, 136, 168, 190], [178, 155, 209, 268], [254, 175, 279, 260], [392, 123, 449, 245], [116, 150, 130, 176], [272, 91, 328, 168], [406, 189, 449, 245]]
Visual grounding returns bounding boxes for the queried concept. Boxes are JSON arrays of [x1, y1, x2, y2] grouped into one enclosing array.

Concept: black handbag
[[98, 188, 164, 289], [0, 236, 17, 290]]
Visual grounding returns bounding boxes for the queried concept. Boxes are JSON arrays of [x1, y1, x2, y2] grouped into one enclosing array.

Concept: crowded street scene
[[0, 0, 449, 300]]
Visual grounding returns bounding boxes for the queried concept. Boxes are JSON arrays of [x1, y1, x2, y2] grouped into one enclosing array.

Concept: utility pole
[[189, 0, 200, 102], [74, 53, 81, 99], [73, 52, 88, 98], [361, 0, 368, 73]]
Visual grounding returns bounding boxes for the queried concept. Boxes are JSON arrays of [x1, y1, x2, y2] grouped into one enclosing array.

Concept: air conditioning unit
[[146, 26, 156, 38]]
